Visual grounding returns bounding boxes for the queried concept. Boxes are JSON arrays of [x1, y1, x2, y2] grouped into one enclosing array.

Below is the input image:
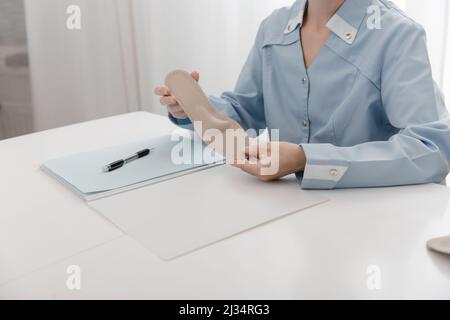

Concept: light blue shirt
[[171, 0, 450, 190]]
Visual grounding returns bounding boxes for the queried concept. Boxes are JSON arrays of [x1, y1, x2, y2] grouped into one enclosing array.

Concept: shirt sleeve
[[300, 23, 450, 190], [170, 21, 266, 133]]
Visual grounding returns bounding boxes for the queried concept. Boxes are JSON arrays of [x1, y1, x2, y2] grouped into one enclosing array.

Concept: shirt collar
[[284, 0, 371, 45]]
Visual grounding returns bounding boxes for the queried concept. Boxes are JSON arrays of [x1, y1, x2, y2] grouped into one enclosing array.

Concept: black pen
[[103, 148, 155, 173]]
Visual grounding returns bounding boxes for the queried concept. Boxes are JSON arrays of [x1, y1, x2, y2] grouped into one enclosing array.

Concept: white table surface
[[0, 112, 449, 300]]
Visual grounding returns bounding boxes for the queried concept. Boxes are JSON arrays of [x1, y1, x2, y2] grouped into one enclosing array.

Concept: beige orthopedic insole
[[427, 235, 450, 255], [166, 70, 249, 159]]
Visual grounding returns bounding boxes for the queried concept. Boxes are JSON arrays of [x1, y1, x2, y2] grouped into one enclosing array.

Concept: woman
[[154, 0, 450, 190]]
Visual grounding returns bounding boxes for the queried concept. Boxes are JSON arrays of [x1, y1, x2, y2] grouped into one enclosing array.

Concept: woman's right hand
[[153, 71, 200, 120]]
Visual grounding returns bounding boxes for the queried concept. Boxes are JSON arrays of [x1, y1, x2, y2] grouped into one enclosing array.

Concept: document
[[42, 134, 223, 201]]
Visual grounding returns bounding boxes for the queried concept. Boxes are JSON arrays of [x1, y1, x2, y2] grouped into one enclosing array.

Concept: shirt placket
[[301, 74, 311, 143]]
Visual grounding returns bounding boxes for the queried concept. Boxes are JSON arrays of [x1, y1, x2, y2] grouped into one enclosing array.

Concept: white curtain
[[25, 0, 291, 129], [25, 0, 140, 131], [132, 0, 293, 115], [25, 0, 450, 131], [134, 0, 450, 114]]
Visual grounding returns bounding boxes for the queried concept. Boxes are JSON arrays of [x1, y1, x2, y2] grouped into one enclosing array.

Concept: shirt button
[[302, 77, 307, 84], [345, 32, 353, 40], [303, 120, 309, 128], [330, 169, 339, 177]]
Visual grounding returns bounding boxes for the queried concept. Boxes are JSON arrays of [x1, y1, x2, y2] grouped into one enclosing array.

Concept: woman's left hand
[[230, 142, 307, 181]]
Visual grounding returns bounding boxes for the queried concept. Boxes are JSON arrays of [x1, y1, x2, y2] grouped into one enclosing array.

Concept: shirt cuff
[[168, 113, 194, 130], [299, 143, 350, 190]]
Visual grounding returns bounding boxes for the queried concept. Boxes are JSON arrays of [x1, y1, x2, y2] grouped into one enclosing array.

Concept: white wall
[[395, 0, 450, 100]]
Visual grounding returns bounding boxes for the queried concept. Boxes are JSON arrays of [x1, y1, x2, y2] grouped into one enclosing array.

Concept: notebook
[[42, 134, 224, 201]]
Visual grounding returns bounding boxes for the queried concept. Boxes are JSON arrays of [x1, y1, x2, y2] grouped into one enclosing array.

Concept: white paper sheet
[[89, 165, 329, 260]]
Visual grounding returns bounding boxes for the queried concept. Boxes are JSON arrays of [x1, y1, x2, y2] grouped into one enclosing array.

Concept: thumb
[[191, 71, 200, 82], [245, 143, 271, 159], [245, 144, 259, 159]]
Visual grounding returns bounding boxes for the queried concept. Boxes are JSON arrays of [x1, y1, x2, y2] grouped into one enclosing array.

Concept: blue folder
[[42, 135, 224, 201]]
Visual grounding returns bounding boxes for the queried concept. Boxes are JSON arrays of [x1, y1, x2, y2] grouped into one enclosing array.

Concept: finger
[[160, 96, 178, 106], [154, 86, 170, 96], [229, 152, 256, 166], [191, 71, 200, 82], [259, 154, 274, 167], [244, 144, 256, 158], [244, 143, 271, 159], [167, 104, 183, 113], [171, 111, 187, 119], [258, 143, 272, 158], [233, 161, 262, 177], [237, 162, 277, 181]]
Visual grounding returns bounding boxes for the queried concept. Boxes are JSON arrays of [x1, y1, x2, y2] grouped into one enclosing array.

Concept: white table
[[1, 112, 449, 300]]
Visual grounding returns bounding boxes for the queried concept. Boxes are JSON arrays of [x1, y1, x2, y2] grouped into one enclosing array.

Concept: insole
[[166, 70, 249, 160], [427, 235, 450, 255]]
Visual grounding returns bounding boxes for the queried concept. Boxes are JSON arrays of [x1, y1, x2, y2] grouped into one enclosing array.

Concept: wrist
[[293, 145, 306, 172]]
